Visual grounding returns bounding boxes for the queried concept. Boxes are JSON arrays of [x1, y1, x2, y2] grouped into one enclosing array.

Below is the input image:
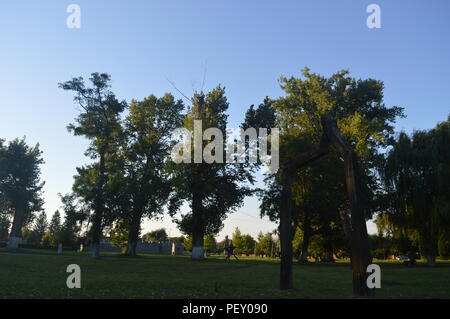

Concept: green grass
[[0, 249, 449, 299]]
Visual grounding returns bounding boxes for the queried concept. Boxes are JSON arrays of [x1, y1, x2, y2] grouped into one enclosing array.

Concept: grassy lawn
[[0, 249, 449, 299]]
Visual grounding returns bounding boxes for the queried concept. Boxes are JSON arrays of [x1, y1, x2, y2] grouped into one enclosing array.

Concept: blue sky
[[1, 0, 449, 239]]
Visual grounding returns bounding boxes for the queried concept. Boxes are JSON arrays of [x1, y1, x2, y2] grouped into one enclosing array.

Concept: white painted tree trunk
[[191, 246, 205, 259], [7, 236, 21, 249]]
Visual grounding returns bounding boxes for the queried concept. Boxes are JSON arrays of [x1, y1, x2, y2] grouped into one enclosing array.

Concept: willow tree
[[59, 73, 127, 257], [255, 68, 403, 296], [381, 117, 450, 265], [0, 138, 44, 249], [171, 87, 253, 259]]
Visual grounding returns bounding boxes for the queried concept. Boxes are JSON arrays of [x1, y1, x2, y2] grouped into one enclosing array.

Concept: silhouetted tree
[[0, 138, 44, 248], [59, 73, 127, 257]]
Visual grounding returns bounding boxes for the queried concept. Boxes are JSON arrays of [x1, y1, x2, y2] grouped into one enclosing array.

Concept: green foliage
[[48, 211, 61, 244], [438, 231, 450, 260], [40, 232, 52, 247], [231, 227, 256, 255], [252, 68, 405, 262], [0, 214, 10, 241], [117, 94, 184, 249], [0, 137, 45, 238], [59, 73, 127, 250], [204, 234, 217, 253], [143, 228, 169, 243], [56, 225, 78, 248], [183, 236, 193, 252], [110, 220, 129, 249], [26, 211, 47, 245], [171, 87, 254, 245], [255, 232, 275, 256], [381, 117, 450, 264]]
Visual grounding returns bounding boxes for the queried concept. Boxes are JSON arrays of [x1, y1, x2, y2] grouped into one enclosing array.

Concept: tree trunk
[[192, 232, 205, 259], [322, 227, 335, 263], [7, 201, 26, 249], [126, 212, 142, 257], [280, 170, 294, 290], [191, 190, 205, 260], [421, 230, 438, 266], [91, 150, 106, 258]]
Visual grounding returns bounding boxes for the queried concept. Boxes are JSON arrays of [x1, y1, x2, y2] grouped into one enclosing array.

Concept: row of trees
[[56, 73, 253, 258], [2, 69, 448, 297], [182, 227, 278, 257]]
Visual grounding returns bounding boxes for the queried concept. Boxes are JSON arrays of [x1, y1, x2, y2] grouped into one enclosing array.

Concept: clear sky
[[1, 0, 449, 239]]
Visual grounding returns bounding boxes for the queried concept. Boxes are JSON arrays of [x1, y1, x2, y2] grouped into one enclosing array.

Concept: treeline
[[1, 69, 449, 274]]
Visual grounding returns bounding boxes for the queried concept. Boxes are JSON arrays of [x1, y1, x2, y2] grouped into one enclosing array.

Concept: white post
[[57, 243, 63, 254], [191, 246, 205, 259]]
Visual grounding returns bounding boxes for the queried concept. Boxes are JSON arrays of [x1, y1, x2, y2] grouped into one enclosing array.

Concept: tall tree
[[0, 138, 44, 248], [250, 68, 404, 295], [48, 210, 62, 245], [59, 73, 127, 257], [29, 211, 47, 245], [171, 87, 253, 259], [381, 117, 450, 265], [120, 94, 184, 256]]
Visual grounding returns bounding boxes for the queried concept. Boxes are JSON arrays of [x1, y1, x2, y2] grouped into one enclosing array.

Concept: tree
[[171, 87, 253, 259], [119, 94, 184, 256], [40, 232, 52, 247], [255, 232, 275, 257], [59, 73, 127, 258], [110, 219, 129, 251], [204, 234, 217, 254], [231, 227, 255, 255], [28, 211, 47, 245], [0, 138, 45, 248], [250, 68, 404, 295], [48, 210, 62, 246], [143, 228, 169, 243], [381, 117, 450, 265], [183, 235, 193, 252], [0, 214, 11, 242], [59, 193, 90, 243]]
